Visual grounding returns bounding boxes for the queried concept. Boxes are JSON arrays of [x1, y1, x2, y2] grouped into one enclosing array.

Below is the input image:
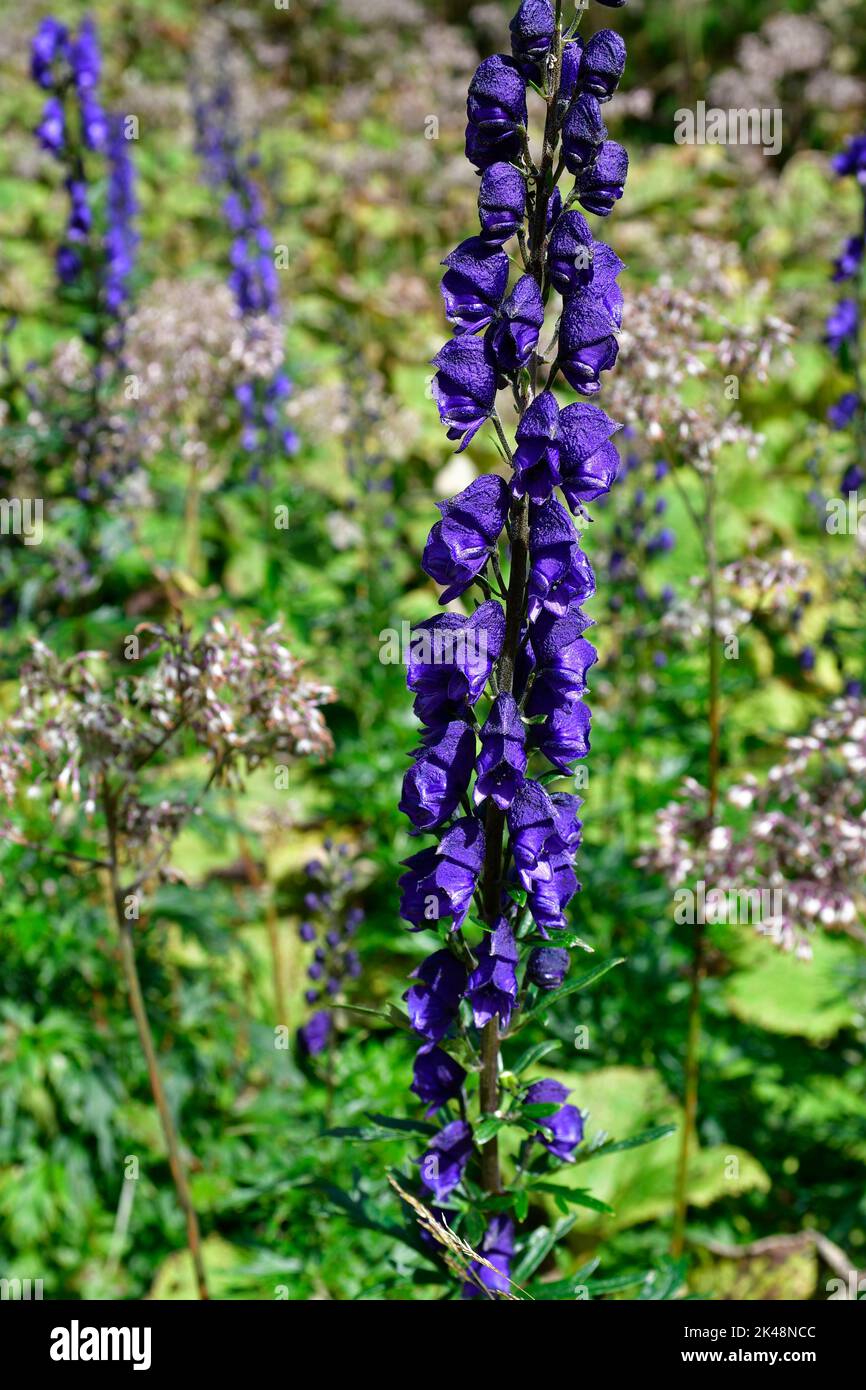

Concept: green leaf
[[580, 1123, 677, 1159], [512, 1216, 579, 1283], [517, 957, 626, 1028], [510, 1039, 560, 1075], [528, 1182, 615, 1215], [473, 1115, 508, 1144]]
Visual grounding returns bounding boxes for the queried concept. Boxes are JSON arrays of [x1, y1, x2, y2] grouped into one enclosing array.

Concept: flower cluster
[[31, 17, 137, 320], [825, 134, 866, 493], [296, 843, 364, 1057], [397, 0, 630, 1296], [0, 618, 334, 877], [641, 697, 866, 956], [192, 63, 297, 474]]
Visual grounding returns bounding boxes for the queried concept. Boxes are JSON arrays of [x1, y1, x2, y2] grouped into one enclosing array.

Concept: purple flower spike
[[548, 210, 594, 296], [562, 93, 606, 177], [412, 1044, 467, 1114], [575, 139, 629, 216], [441, 237, 510, 334], [400, 720, 477, 832], [297, 1010, 331, 1057], [405, 949, 467, 1042], [478, 162, 527, 245], [511, 390, 562, 502], [431, 335, 499, 451], [559, 400, 621, 510], [474, 693, 527, 810], [466, 919, 520, 1029], [399, 817, 486, 931], [532, 699, 592, 773], [509, 0, 556, 82], [578, 29, 627, 102], [420, 1119, 473, 1200], [466, 55, 527, 171], [487, 274, 544, 374], [422, 474, 510, 603]]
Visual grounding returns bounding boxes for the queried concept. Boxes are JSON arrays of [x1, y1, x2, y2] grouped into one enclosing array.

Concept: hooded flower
[[828, 392, 859, 430], [463, 1215, 515, 1298], [507, 779, 568, 891], [405, 949, 467, 1041], [547, 210, 594, 296], [420, 1119, 474, 1200], [527, 846, 579, 934], [407, 600, 505, 726], [531, 699, 591, 773], [509, 0, 556, 82], [486, 274, 544, 374], [528, 499, 578, 622], [832, 134, 866, 182], [578, 29, 627, 101], [525, 609, 597, 716], [31, 17, 69, 88], [833, 235, 864, 282], [511, 391, 562, 502], [478, 161, 527, 245], [466, 918, 520, 1028], [574, 139, 628, 216], [412, 1044, 467, 1113], [399, 817, 486, 931], [466, 54, 528, 170], [559, 245, 624, 396], [562, 93, 606, 176], [826, 298, 858, 355], [400, 719, 477, 831], [441, 237, 510, 334], [474, 693, 527, 809], [524, 1078, 584, 1160], [36, 96, 65, 155], [422, 474, 510, 603], [559, 400, 621, 510], [526, 946, 570, 989], [558, 39, 584, 110], [432, 335, 499, 450]]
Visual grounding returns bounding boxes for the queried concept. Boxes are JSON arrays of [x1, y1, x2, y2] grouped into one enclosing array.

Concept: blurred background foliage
[[0, 0, 865, 1299]]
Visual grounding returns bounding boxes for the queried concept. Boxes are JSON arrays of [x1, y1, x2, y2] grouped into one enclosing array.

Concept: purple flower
[[578, 29, 626, 102], [412, 1044, 467, 1113], [80, 93, 108, 153], [299, 921, 316, 943], [833, 235, 864, 282], [422, 474, 510, 603], [525, 608, 597, 716], [431, 335, 499, 451], [70, 17, 101, 93], [574, 140, 628, 216], [799, 646, 816, 672], [478, 162, 527, 245], [441, 237, 509, 334], [828, 392, 859, 430], [512, 391, 562, 502], [297, 1009, 331, 1057], [832, 134, 866, 182], [407, 600, 505, 726], [826, 298, 858, 354], [509, 0, 556, 82], [558, 40, 585, 110], [547, 210, 594, 296], [526, 946, 570, 989], [405, 949, 467, 1041], [399, 818, 486, 931], [466, 919, 519, 1029], [525, 1078, 584, 1160], [559, 400, 621, 509], [647, 526, 675, 554], [562, 94, 606, 177], [507, 779, 568, 892], [528, 499, 594, 622], [400, 720, 477, 832], [420, 1119, 473, 1200], [527, 845, 579, 934], [531, 699, 592, 773], [36, 97, 65, 155], [56, 245, 82, 284], [559, 242, 624, 396], [463, 1216, 515, 1298], [466, 55, 527, 171], [31, 18, 69, 88], [486, 274, 544, 374], [474, 693, 527, 810]]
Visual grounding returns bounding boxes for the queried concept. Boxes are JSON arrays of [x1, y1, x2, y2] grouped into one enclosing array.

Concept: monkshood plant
[[391, 0, 650, 1299], [0, 618, 334, 1299], [296, 842, 364, 1064]]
